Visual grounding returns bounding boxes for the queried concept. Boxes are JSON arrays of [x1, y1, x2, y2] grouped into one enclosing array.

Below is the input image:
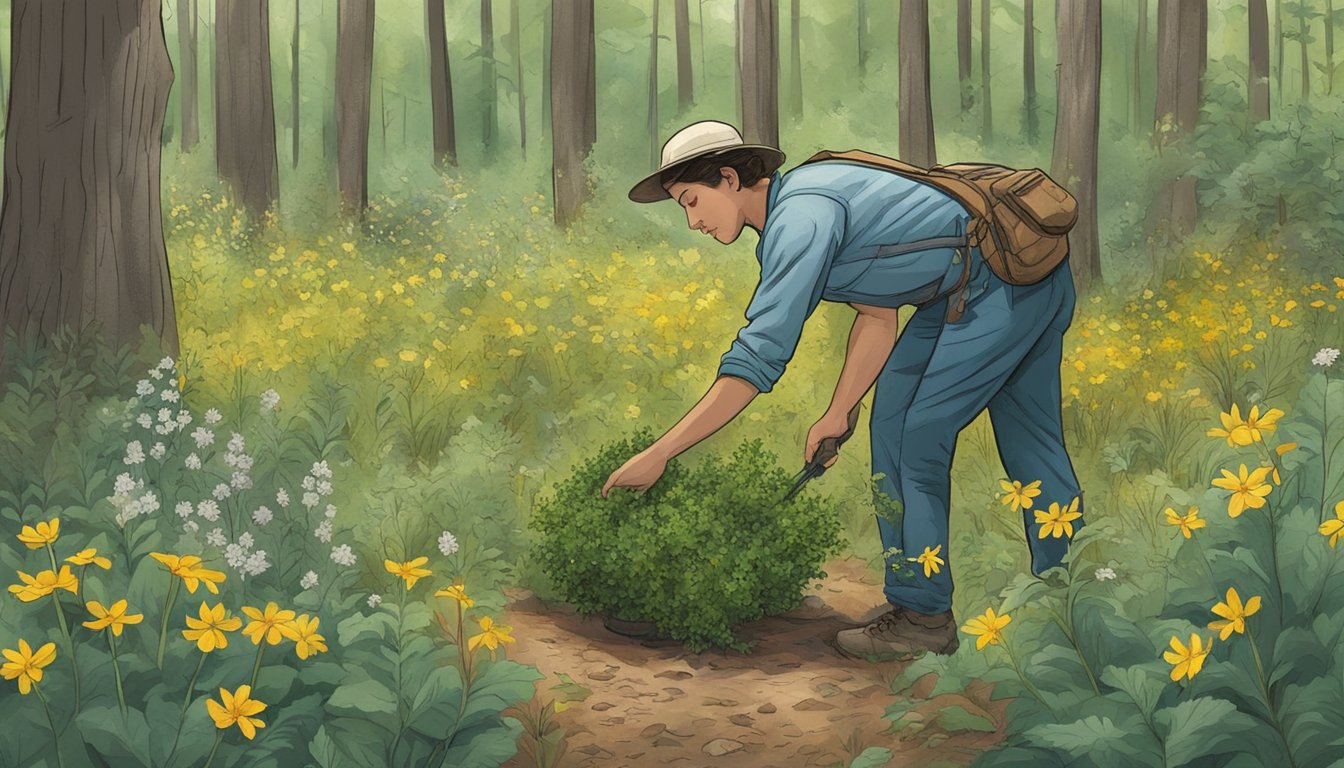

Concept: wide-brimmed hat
[[628, 120, 786, 203]]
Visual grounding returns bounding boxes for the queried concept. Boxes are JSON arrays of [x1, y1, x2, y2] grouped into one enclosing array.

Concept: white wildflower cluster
[[331, 544, 357, 567], [438, 530, 459, 557], [124, 441, 145, 466], [300, 571, 319, 590], [204, 408, 222, 425], [367, 594, 382, 608], [252, 506, 274, 526], [1094, 567, 1117, 582], [224, 530, 270, 579], [260, 388, 281, 413], [109, 472, 160, 528], [196, 499, 221, 522], [1314, 347, 1341, 368], [149, 442, 167, 461], [224, 433, 254, 490], [276, 488, 290, 507], [206, 528, 227, 547]]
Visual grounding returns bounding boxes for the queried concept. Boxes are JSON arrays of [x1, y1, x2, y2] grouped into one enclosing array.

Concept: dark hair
[[660, 148, 771, 191]]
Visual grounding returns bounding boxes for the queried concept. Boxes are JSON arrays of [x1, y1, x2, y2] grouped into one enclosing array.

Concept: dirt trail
[[501, 556, 1008, 767]]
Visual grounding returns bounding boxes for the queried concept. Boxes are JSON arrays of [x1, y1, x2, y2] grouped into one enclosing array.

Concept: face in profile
[[663, 167, 751, 245]]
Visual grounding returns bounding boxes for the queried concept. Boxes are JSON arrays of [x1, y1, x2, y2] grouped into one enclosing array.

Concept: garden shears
[[782, 402, 865, 503]]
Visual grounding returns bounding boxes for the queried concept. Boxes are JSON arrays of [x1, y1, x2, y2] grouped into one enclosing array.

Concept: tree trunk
[[789, 0, 802, 120], [981, 0, 993, 142], [542, 2, 552, 137], [1134, 0, 1146, 133], [1328, 0, 1336, 95], [738, 0, 779, 148], [648, 0, 660, 171], [1023, 0, 1037, 142], [958, 0, 973, 112], [481, 0, 497, 155], [179, 0, 200, 152], [857, 0, 868, 77], [216, 0, 280, 219], [0, 0, 178, 358], [336, 0, 374, 216], [1152, 0, 1205, 241], [551, 0, 596, 227], [1249, 0, 1270, 122], [1050, 0, 1101, 287], [898, 0, 936, 167], [512, 0, 526, 158], [1299, 7, 1310, 101], [428, 0, 459, 166], [291, 0, 300, 169], [1275, 0, 1284, 104], [676, 0, 694, 113]]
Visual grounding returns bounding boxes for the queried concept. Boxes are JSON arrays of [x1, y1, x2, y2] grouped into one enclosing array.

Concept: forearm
[[647, 375, 759, 461], [828, 308, 899, 417]]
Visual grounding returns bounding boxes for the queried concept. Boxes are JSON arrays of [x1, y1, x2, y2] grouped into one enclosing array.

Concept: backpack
[[797, 149, 1078, 295]]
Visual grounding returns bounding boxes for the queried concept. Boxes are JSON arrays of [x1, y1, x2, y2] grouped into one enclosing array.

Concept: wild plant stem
[[107, 631, 128, 719], [248, 642, 265, 690], [1048, 608, 1100, 696], [388, 585, 408, 766], [1001, 636, 1051, 712], [164, 652, 208, 768], [201, 730, 223, 768], [34, 683, 65, 768], [1248, 626, 1298, 768], [45, 545, 81, 713], [157, 578, 182, 669]]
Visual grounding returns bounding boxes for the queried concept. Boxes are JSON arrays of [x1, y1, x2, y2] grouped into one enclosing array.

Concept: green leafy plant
[[529, 430, 846, 652]]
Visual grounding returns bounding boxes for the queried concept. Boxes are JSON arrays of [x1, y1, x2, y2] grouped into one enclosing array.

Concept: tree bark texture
[[1134, 0, 1146, 133], [981, 0, 993, 142], [481, 0, 497, 154], [789, 0, 802, 119], [1023, 0, 1037, 142], [737, 0, 779, 149], [178, 0, 200, 152], [336, 0, 374, 215], [0, 0, 179, 358], [512, 0, 527, 158], [898, 0, 936, 168], [550, 0, 596, 227], [1153, 0, 1205, 240], [291, 0, 300, 168], [648, 0, 660, 171], [428, 0, 459, 166], [216, 0, 280, 219], [1050, 0, 1101, 287], [676, 0, 694, 113], [542, 2, 552, 137], [958, 0, 973, 112], [1249, 0, 1270, 122]]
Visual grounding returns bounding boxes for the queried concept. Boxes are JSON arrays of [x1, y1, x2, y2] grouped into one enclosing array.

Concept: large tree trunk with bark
[[1051, 0, 1101, 287], [1275, 0, 1284, 103], [0, 0, 178, 359], [737, 0, 779, 148], [428, 0, 459, 166], [981, 0, 993, 142], [958, 0, 973, 112], [336, 0, 374, 215], [1152, 0, 1205, 241], [1299, 8, 1310, 101], [789, 0, 802, 119], [291, 0, 300, 169], [216, 0, 280, 219], [551, 0, 596, 227], [481, 0, 497, 156], [676, 0, 694, 113], [542, 2, 552, 137], [1023, 0, 1038, 142], [179, 0, 200, 152], [511, 0, 527, 158], [898, 0, 936, 167], [1134, 0, 1147, 134], [1250, 0, 1270, 122], [648, 0, 660, 171]]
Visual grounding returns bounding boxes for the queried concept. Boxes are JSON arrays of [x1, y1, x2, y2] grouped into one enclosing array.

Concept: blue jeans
[[870, 248, 1083, 614]]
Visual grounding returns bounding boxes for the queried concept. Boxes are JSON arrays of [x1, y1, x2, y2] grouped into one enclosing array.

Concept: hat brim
[[627, 145, 787, 203]]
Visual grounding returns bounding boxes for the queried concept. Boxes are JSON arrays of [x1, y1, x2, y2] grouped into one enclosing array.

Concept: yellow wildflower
[[16, 518, 59, 549], [999, 479, 1042, 513], [384, 556, 432, 589], [1035, 496, 1083, 538], [282, 614, 327, 660], [183, 602, 243, 653], [66, 548, 112, 569], [1163, 633, 1211, 682], [960, 607, 1012, 650], [467, 615, 516, 658], [1164, 506, 1206, 539], [1320, 501, 1344, 548], [1208, 587, 1261, 641], [1242, 405, 1283, 443], [0, 639, 57, 695], [8, 566, 79, 602], [909, 545, 944, 578], [1206, 404, 1252, 447], [1211, 464, 1273, 518], [82, 599, 145, 637], [241, 602, 297, 646], [206, 685, 267, 740], [434, 583, 475, 608], [149, 553, 227, 595]]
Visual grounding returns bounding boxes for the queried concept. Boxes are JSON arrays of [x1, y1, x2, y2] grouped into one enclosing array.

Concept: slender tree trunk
[[699, 0, 708, 93], [0, 0, 178, 358], [1051, 0, 1101, 287], [512, 0, 526, 158], [676, 0, 694, 113], [542, 2, 552, 138], [648, 0, 660, 171], [1275, 0, 1284, 104], [790, 0, 802, 119], [1152, 0, 1205, 241], [336, 0, 374, 216], [1023, 0, 1037, 142], [551, 0, 596, 227], [981, 0, 993, 142], [958, 0, 973, 112], [1299, 8, 1310, 101], [898, 0, 936, 167], [291, 0, 300, 169], [216, 0, 280, 219], [734, 0, 742, 126], [1328, 0, 1336, 95], [1250, 0, 1270, 122], [481, 0, 497, 155], [738, 0, 779, 148], [428, 0, 459, 166], [179, 0, 200, 152], [1134, 0, 1147, 133], [857, 0, 868, 77]]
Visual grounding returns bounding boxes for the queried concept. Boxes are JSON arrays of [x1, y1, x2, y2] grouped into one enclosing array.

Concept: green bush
[[529, 431, 847, 653]]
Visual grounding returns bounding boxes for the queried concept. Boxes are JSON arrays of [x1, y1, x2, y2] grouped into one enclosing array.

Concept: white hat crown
[[660, 121, 746, 168]]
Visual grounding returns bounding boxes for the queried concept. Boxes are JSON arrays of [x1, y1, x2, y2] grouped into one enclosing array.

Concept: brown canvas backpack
[[797, 149, 1078, 320]]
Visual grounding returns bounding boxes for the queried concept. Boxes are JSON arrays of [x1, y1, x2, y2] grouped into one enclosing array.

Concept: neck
[[743, 177, 771, 234]]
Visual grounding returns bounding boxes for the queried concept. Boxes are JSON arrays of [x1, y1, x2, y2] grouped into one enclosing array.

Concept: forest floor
[[500, 556, 1010, 768]]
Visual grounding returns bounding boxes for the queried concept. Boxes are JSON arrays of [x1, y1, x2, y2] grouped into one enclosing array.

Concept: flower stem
[[157, 578, 181, 670], [201, 730, 223, 768], [163, 651, 208, 768], [248, 642, 266, 691], [1001, 637, 1051, 712], [1048, 609, 1100, 696], [34, 683, 65, 768], [388, 584, 408, 766], [47, 592, 80, 715], [1248, 626, 1298, 768], [108, 631, 128, 719]]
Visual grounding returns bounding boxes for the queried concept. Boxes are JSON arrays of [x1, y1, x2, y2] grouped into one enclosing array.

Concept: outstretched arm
[[805, 302, 900, 464]]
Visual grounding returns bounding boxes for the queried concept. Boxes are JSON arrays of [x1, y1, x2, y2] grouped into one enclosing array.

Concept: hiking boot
[[833, 605, 959, 661]]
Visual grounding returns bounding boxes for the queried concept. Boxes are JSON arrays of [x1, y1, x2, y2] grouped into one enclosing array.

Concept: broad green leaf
[[1023, 715, 1128, 757], [1158, 696, 1265, 767], [406, 664, 466, 737], [935, 703, 997, 733], [849, 746, 893, 768], [326, 677, 400, 734], [1100, 663, 1166, 719], [75, 705, 153, 767], [439, 716, 524, 768]]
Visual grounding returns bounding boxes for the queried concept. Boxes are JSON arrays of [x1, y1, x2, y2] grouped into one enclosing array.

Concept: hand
[[805, 409, 852, 468], [601, 448, 668, 498]]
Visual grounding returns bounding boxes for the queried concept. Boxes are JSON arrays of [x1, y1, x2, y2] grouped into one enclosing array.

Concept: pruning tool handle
[[811, 401, 865, 474]]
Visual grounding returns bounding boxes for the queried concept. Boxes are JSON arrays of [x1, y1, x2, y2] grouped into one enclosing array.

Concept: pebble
[[792, 697, 836, 711], [728, 714, 755, 727], [591, 701, 615, 711], [757, 703, 777, 714], [702, 738, 744, 756], [640, 723, 666, 738]]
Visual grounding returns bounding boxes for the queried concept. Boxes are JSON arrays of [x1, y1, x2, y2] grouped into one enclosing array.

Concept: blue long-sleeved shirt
[[717, 159, 976, 394]]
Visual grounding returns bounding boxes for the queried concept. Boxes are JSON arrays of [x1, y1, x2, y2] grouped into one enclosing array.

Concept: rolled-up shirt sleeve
[[717, 194, 847, 393]]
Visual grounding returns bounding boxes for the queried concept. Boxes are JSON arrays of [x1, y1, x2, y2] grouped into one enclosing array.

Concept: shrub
[[529, 430, 846, 653]]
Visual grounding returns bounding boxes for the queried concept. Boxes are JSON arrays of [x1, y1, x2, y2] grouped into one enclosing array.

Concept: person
[[601, 120, 1085, 661]]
